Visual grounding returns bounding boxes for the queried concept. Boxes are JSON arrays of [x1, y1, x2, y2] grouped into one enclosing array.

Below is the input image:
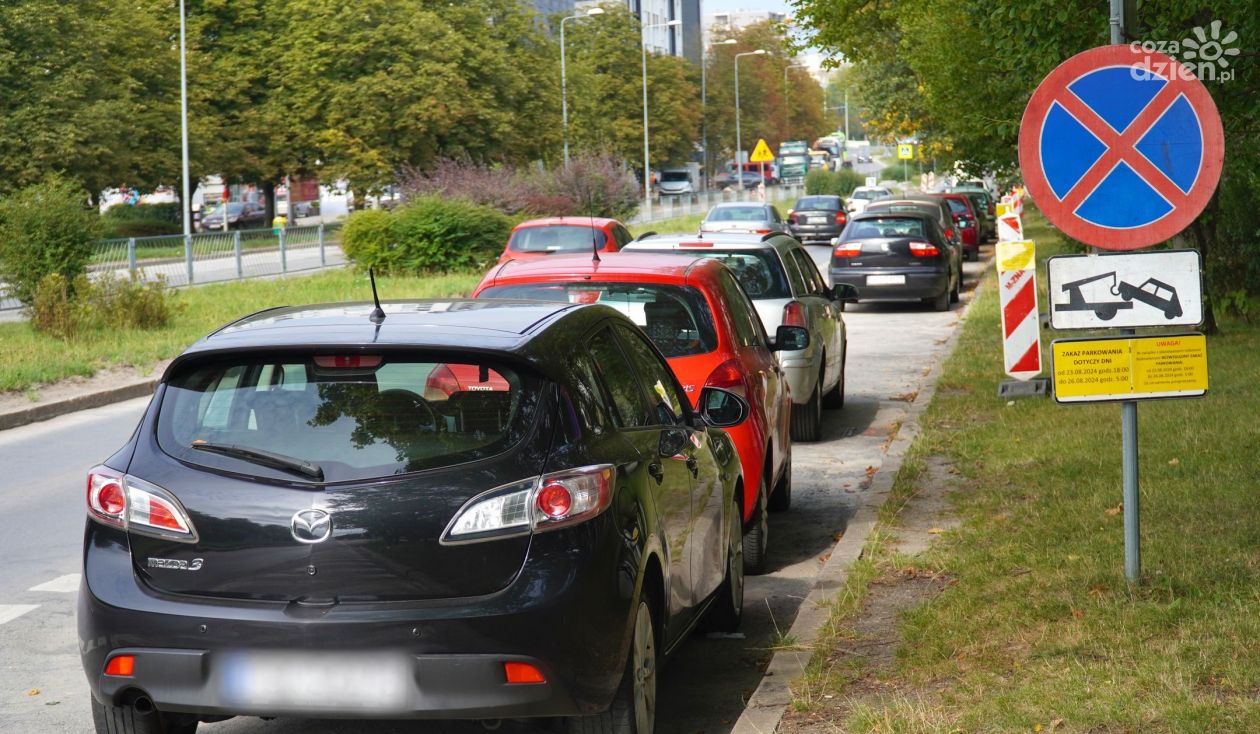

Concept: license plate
[[217, 651, 413, 712], [867, 275, 906, 286], [808, 215, 829, 224]]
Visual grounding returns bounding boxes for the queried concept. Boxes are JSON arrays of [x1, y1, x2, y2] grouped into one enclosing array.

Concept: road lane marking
[[29, 574, 80, 593], [0, 605, 38, 625]]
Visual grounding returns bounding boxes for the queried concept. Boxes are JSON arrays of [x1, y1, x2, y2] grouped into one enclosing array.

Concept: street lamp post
[[782, 61, 801, 140], [642, 18, 681, 219], [703, 38, 737, 192], [734, 49, 767, 174], [560, 7, 605, 166], [179, 0, 190, 239]]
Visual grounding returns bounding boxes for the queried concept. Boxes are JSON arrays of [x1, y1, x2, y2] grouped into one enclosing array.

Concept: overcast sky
[[704, 0, 794, 14]]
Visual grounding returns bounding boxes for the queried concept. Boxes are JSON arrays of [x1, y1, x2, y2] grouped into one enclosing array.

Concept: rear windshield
[[707, 206, 769, 222], [851, 189, 887, 200], [634, 249, 791, 300], [157, 355, 538, 482], [943, 198, 969, 215], [795, 196, 841, 211], [509, 225, 607, 254], [478, 282, 718, 358], [847, 217, 927, 239]]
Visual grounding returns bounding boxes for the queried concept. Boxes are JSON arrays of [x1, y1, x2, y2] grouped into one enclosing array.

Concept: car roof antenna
[[368, 267, 386, 324], [588, 191, 601, 263]]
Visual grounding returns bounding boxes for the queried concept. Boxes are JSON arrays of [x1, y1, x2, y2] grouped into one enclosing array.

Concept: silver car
[[625, 233, 850, 441], [700, 202, 790, 236]]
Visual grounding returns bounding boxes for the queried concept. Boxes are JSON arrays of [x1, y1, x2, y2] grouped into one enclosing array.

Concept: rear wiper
[[191, 441, 324, 481]]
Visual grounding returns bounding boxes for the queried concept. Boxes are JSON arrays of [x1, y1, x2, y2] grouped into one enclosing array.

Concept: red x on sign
[[1019, 45, 1224, 250]]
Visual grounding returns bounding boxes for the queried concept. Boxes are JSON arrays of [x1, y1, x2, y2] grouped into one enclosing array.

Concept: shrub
[[29, 271, 181, 338], [805, 169, 866, 197], [341, 197, 512, 274], [101, 203, 183, 238], [0, 175, 102, 306]]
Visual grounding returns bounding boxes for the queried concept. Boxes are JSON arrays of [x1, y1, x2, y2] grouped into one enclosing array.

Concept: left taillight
[[87, 466, 197, 542], [442, 465, 614, 544]]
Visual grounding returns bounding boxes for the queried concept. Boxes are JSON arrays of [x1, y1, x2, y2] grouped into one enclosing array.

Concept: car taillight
[[833, 241, 862, 258], [705, 358, 746, 392], [754, 228, 772, 234], [87, 467, 197, 542], [909, 241, 941, 257], [443, 465, 614, 543], [782, 301, 807, 327], [425, 363, 460, 397], [313, 355, 382, 369], [104, 655, 135, 677], [835, 211, 848, 225], [946, 227, 956, 241]]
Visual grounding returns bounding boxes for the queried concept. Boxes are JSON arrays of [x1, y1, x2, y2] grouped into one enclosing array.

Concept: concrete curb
[[0, 377, 157, 432], [730, 259, 992, 734]]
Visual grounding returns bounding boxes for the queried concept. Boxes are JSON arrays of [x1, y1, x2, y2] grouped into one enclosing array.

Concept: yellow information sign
[[750, 138, 774, 163], [1051, 334, 1208, 403], [897, 144, 914, 160]]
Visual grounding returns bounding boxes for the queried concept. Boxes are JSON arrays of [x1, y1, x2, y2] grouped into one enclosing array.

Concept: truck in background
[[779, 140, 810, 184], [657, 163, 701, 197]]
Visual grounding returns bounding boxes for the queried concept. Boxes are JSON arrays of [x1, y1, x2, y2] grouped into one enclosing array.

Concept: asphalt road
[[0, 245, 988, 734]]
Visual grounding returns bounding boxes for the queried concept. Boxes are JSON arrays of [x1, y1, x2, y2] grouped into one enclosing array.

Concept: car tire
[[92, 699, 197, 734], [822, 356, 845, 410], [702, 503, 745, 634], [928, 288, 950, 312], [950, 270, 961, 303], [789, 380, 822, 442], [566, 600, 657, 734], [767, 456, 792, 512], [742, 480, 769, 575]]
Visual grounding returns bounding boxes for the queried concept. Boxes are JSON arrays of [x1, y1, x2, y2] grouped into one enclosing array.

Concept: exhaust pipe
[[132, 696, 155, 715]]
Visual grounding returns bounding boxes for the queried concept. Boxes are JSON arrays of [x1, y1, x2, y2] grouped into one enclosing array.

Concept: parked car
[[949, 186, 996, 241], [474, 253, 806, 572], [846, 186, 893, 215], [938, 192, 981, 261], [831, 210, 961, 311], [626, 233, 852, 442], [198, 201, 267, 231], [863, 196, 963, 255], [788, 195, 848, 246], [498, 217, 633, 264], [700, 203, 790, 236], [80, 298, 748, 734], [657, 168, 696, 197]]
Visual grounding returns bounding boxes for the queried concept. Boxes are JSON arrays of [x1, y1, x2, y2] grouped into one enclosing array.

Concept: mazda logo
[[291, 509, 332, 544]]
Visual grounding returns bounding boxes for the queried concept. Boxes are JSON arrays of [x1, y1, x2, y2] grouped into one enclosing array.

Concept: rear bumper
[[79, 521, 633, 720], [830, 269, 949, 301], [790, 224, 843, 244]]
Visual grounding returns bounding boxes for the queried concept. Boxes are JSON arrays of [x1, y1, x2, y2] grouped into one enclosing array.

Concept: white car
[[846, 186, 894, 215], [625, 233, 853, 441]]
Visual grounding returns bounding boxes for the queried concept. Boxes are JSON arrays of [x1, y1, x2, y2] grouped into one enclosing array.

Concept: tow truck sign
[[1046, 250, 1202, 329]]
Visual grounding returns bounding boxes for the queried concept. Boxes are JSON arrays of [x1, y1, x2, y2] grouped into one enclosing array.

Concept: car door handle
[[685, 456, 699, 478], [648, 462, 664, 484]]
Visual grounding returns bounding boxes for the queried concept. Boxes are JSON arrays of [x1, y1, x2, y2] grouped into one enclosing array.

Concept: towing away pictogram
[[1055, 271, 1182, 321]]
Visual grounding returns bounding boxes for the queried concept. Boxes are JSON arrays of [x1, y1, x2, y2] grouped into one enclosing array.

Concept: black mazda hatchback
[[79, 299, 748, 734]]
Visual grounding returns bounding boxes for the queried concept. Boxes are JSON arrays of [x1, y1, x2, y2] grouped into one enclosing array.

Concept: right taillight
[[834, 211, 848, 225], [909, 241, 941, 257], [87, 467, 198, 542], [782, 301, 807, 327], [833, 241, 862, 258]]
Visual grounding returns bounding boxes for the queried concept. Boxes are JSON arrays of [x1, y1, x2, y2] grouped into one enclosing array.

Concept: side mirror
[[830, 283, 858, 302], [771, 325, 810, 352], [658, 427, 689, 458], [698, 387, 750, 428]]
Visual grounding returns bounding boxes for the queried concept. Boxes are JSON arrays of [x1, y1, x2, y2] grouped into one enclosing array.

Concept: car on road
[[863, 196, 964, 257], [474, 253, 807, 573], [831, 210, 961, 311], [846, 186, 893, 215], [700, 202, 790, 236], [949, 186, 996, 241], [79, 299, 749, 734], [498, 216, 633, 263], [657, 168, 696, 197], [712, 170, 764, 190], [198, 201, 267, 231], [938, 192, 981, 261], [787, 195, 848, 246], [625, 233, 852, 442]]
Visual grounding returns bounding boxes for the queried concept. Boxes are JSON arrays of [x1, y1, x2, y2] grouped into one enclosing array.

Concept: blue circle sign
[[1019, 45, 1224, 250]]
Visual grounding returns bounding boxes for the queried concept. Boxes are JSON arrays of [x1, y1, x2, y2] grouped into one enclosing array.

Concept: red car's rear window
[[508, 226, 607, 254]]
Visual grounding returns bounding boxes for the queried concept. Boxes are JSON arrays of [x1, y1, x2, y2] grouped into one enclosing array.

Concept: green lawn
[[0, 269, 482, 393], [791, 209, 1260, 731]]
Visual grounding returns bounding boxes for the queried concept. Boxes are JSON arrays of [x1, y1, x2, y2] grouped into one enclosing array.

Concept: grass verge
[[789, 209, 1260, 732], [0, 269, 482, 393]]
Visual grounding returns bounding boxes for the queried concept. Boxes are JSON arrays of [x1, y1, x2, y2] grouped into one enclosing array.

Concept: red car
[[498, 217, 635, 264], [937, 193, 981, 261], [473, 253, 803, 573]]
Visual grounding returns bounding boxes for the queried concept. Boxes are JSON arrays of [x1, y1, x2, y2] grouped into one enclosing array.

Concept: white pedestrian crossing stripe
[[29, 574, 80, 593], [0, 604, 38, 626]]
